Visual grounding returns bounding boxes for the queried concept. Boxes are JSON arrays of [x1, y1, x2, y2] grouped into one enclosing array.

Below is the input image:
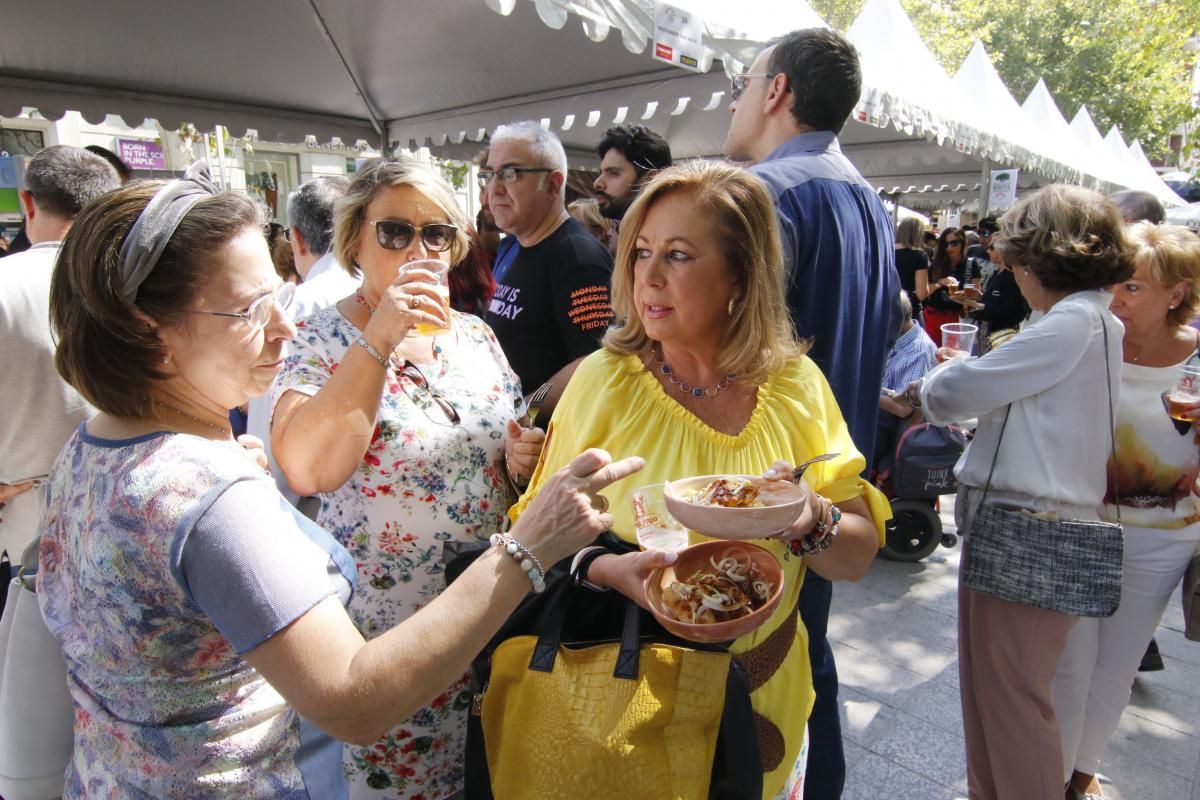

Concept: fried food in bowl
[[664, 475, 807, 538], [644, 541, 784, 643]]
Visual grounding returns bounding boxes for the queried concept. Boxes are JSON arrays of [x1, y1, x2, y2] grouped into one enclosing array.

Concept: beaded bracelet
[[788, 497, 842, 556], [489, 532, 546, 593], [353, 335, 388, 368]]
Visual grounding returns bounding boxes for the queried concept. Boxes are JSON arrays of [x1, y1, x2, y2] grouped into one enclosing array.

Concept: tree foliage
[[809, 0, 1200, 159]]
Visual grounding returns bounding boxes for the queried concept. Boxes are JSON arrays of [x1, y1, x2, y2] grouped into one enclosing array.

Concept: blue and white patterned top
[[38, 427, 356, 798]]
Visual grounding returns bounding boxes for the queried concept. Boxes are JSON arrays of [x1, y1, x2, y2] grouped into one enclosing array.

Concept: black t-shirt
[[486, 218, 614, 392], [894, 248, 929, 317], [971, 267, 1028, 333]]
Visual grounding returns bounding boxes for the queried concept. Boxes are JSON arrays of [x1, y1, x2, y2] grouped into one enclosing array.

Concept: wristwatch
[[905, 380, 923, 410]]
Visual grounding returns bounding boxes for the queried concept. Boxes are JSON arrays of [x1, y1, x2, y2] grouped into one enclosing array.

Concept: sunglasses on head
[[369, 220, 457, 252]]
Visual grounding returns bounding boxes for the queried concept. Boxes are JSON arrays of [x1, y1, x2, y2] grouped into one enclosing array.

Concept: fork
[[790, 452, 840, 483], [523, 382, 553, 427]]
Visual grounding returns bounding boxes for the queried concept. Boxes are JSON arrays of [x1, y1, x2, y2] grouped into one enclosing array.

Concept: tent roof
[[2, 0, 1182, 205]]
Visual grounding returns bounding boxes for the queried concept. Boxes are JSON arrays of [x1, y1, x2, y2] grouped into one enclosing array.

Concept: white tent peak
[[847, 0, 965, 144], [952, 39, 1070, 179]]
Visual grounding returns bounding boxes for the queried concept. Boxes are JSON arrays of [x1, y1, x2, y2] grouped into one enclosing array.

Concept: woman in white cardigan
[[902, 185, 1134, 800]]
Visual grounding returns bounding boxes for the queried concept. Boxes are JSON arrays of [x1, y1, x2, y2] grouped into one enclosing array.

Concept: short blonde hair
[[1127, 222, 1200, 327], [334, 156, 470, 275], [603, 160, 802, 384]]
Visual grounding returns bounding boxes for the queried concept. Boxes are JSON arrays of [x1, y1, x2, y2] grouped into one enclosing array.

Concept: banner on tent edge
[[988, 169, 1019, 211], [652, 2, 703, 72]]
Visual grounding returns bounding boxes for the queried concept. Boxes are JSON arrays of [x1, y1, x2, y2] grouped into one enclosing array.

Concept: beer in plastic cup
[[1167, 365, 1200, 421], [402, 259, 451, 337]]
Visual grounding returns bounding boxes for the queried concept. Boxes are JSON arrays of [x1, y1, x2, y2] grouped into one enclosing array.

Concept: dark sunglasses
[[400, 360, 461, 425], [945, 239, 963, 247], [370, 220, 457, 252]]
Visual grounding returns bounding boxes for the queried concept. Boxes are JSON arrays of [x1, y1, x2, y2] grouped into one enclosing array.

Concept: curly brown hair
[[995, 185, 1133, 293]]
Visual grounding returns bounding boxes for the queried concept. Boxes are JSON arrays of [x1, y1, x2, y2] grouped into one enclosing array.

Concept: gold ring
[[409, 295, 420, 309], [595, 495, 609, 513]]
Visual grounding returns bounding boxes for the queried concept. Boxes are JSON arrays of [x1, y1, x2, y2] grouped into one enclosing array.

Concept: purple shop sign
[[117, 139, 166, 170]]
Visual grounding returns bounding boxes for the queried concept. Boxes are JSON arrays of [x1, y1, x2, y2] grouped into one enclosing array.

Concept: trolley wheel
[[880, 500, 943, 562]]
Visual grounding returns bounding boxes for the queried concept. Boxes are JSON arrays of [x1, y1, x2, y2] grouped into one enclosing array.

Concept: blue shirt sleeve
[[180, 479, 353, 655]]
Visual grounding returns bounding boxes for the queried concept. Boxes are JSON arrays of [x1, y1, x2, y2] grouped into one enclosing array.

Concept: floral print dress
[[274, 308, 522, 800]]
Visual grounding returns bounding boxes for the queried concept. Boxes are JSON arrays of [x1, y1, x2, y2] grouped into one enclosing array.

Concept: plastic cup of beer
[[941, 322, 978, 358], [630, 484, 689, 552], [402, 259, 452, 337], [1167, 365, 1200, 421]]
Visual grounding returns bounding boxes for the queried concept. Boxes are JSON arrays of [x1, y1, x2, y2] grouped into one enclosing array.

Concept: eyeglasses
[[189, 282, 295, 330], [281, 227, 292, 242], [730, 72, 774, 102], [400, 360, 461, 425], [945, 239, 964, 247], [477, 167, 552, 188], [369, 220, 458, 252]]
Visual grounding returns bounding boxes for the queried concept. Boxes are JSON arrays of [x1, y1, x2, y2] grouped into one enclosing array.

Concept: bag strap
[[527, 562, 642, 680], [978, 306, 1120, 522]]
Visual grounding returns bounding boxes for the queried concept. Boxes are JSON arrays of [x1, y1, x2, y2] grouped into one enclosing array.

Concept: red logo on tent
[[655, 42, 673, 60]]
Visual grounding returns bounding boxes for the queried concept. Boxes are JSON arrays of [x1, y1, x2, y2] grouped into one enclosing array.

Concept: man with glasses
[[724, 28, 898, 799], [0, 146, 119, 562], [482, 121, 614, 423]]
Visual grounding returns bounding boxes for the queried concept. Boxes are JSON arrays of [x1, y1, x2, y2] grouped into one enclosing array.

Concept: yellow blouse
[[511, 349, 890, 799]]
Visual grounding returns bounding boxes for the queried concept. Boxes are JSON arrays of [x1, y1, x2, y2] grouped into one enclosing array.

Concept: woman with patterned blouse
[[39, 164, 633, 799], [271, 156, 544, 799]]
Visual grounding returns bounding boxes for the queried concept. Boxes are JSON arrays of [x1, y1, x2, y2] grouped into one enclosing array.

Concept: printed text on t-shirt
[[568, 285, 613, 332], [489, 284, 524, 320]]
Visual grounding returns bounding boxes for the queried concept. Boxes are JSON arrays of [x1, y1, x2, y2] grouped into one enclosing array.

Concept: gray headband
[[117, 161, 218, 302]]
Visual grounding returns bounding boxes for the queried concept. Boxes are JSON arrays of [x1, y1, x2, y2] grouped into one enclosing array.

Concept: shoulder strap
[[979, 306, 1120, 522], [1099, 311, 1121, 523]]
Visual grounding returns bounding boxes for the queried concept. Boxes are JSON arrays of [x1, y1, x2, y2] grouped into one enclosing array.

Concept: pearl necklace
[[652, 351, 735, 398], [155, 401, 232, 438]]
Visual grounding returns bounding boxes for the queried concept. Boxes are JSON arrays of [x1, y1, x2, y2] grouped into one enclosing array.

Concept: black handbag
[[443, 537, 761, 800], [961, 310, 1124, 618]]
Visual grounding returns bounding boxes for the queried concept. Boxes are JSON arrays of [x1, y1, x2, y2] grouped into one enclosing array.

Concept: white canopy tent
[[0, 0, 1182, 207]]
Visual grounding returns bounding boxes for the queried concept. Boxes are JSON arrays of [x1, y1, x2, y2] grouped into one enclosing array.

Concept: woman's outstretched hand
[[511, 448, 644, 566]]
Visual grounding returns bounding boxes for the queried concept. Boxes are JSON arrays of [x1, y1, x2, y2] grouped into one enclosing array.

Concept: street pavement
[[830, 496, 1200, 800]]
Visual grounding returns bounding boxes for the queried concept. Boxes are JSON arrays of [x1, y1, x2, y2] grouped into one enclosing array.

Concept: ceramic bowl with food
[[644, 540, 784, 643], [663, 474, 807, 539]]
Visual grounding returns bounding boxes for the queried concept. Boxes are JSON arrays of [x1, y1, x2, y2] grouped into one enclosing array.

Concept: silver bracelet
[[490, 533, 546, 592], [353, 335, 388, 368]]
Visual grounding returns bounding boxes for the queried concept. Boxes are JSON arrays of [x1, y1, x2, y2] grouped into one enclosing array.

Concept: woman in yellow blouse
[[511, 160, 888, 799]]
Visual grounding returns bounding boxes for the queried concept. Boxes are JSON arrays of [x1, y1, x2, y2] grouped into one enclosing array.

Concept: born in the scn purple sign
[[117, 139, 166, 171]]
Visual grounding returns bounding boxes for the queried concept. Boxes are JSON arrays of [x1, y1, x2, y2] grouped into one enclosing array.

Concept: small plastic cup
[[941, 322, 978, 358], [629, 484, 689, 552], [1166, 365, 1200, 421], [402, 259, 451, 337]]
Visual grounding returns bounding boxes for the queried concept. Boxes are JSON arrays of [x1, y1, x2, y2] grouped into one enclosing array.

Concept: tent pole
[[213, 126, 228, 191], [306, 0, 386, 146], [979, 159, 991, 217], [892, 191, 902, 228]]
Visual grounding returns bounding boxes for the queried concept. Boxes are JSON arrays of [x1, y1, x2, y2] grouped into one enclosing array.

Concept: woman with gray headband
[[37, 164, 639, 798]]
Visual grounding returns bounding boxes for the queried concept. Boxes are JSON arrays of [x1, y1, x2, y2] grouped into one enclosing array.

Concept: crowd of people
[[1, 23, 1199, 800]]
